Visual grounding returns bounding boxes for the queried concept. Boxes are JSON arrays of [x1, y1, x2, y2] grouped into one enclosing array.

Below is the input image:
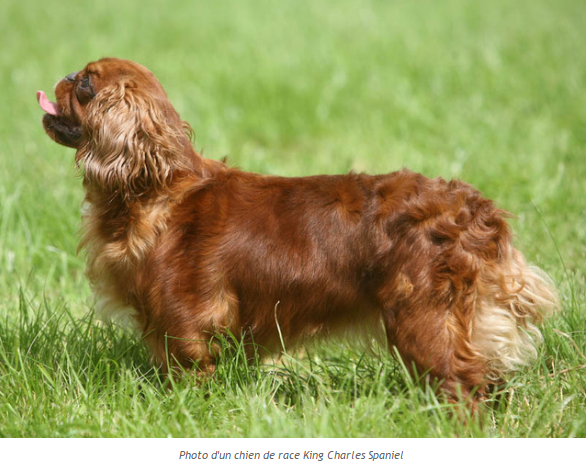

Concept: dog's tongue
[[37, 91, 60, 116]]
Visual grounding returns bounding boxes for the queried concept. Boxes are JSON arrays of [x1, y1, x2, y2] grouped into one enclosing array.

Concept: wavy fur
[[41, 58, 558, 402], [76, 82, 192, 196]]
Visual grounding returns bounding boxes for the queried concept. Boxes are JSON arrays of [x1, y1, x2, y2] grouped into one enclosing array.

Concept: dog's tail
[[472, 246, 558, 376]]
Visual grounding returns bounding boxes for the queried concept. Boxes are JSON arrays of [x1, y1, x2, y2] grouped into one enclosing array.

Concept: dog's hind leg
[[381, 287, 490, 402], [380, 248, 557, 403]]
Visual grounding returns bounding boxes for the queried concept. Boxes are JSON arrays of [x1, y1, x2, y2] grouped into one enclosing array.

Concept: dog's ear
[[76, 81, 191, 196]]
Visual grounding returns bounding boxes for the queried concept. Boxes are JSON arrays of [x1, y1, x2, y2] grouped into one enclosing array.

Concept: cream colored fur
[[472, 248, 558, 375]]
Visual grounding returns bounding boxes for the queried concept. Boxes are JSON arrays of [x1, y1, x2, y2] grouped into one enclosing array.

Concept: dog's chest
[[80, 198, 170, 326]]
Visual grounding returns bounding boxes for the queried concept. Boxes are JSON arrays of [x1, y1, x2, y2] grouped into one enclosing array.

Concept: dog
[[38, 58, 557, 402]]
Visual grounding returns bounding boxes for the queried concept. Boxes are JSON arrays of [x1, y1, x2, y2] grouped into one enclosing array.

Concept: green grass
[[0, 0, 584, 437]]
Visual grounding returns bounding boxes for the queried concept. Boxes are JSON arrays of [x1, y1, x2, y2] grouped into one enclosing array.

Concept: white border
[[2, 438, 584, 468]]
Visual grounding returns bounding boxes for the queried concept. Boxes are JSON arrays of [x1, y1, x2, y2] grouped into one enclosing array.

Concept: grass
[[0, 0, 584, 437]]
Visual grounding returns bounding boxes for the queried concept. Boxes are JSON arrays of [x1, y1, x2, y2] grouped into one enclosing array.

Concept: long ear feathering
[[75, 82, 192, 196]]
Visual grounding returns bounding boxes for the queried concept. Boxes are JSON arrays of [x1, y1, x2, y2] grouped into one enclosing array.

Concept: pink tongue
[[37, 91, 60, 116]]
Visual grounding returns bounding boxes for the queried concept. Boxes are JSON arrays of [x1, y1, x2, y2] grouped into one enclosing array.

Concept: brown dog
[[38, 58, 557, 401]]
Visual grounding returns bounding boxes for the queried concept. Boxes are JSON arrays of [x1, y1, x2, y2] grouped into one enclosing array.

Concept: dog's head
[[38, 58, 193, 195]]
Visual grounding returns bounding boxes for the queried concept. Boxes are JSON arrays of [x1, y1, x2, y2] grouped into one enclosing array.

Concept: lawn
[[0, 0, 584, 437]]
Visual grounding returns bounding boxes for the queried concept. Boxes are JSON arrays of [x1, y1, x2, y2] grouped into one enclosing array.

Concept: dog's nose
[[65, 72, 78, 82]]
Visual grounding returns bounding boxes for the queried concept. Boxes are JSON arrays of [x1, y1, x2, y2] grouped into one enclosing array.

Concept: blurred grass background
[[0, 0, 584, 437]]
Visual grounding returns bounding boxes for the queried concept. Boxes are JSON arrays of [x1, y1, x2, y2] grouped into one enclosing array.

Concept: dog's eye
[[75, 75, 95, 104]]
